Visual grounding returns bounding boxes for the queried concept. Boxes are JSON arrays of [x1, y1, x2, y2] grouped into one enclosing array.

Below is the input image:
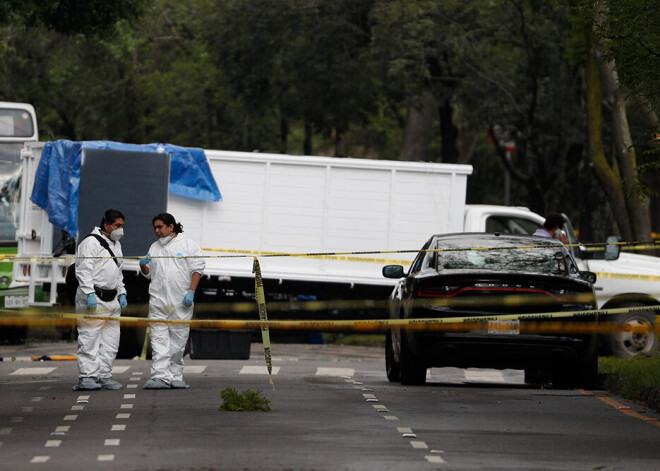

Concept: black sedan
[[382, 233, 599, 388]]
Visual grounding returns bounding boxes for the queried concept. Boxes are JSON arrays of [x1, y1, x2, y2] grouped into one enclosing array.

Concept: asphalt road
[[1, 340, 659, 471]]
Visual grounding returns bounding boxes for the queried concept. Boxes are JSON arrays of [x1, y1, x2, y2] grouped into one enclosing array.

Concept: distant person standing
[[73, 209, 128, 391], [533, 212, 569, 244], [139, 213, 205, 389]]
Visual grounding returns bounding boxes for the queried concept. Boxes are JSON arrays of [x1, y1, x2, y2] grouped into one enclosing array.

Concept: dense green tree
[[0, 0, 146, 37]]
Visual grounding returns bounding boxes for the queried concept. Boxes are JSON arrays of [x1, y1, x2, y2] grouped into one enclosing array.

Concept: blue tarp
[[31, 140, 221, 237]]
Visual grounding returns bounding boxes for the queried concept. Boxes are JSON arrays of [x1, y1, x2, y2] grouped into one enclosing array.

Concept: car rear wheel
[[606, 309, 658, 358], [385, 331, 400, 382], [399, 332, 427, 385], [552, 353, 598, 389]]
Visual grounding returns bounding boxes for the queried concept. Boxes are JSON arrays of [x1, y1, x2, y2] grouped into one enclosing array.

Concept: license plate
[[4, 295, 29, 308], [488, 320, 520, 335]]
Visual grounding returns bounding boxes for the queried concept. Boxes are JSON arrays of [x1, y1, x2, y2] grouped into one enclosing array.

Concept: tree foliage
[[0, 0, 659, 240]]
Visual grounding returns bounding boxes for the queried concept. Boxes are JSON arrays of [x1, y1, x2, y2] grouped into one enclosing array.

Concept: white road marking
[[0, 428, 12, 435], [111, 366, 131, 374], [425, 455, 446, 464], [126, 384, 138, 389], [11, 417, 23, 423], [373, 405, 388, 410], [316, 367, 355, 377], [464, 369, 506, 383], [63, 415, 77, 421], [111, 425, 126, 431], [383, 416, 398, 421], [397, 427, 413, 434], [362, 394, 377, 399], [39, 386, 50, 391], [410, 441, 428, 449], [44, 440, 61, 448], [104, 439, 120, 446], [54, 426, 70, 433], [239, 366, 280, 375], [129, 377, 140, 382], [116, 413, 130, 419], [120, 404, 133, 409], [10, 368, 56, 375], [31, 397, 43, 402], [12, 357, 32, 362], [71, 405, 84, 411], [123, 394, 136, 399], [30, 456, 50, 463], [131, 371, 143, 376], [98, 455, 115, 462], [183, 365, 207, 374]]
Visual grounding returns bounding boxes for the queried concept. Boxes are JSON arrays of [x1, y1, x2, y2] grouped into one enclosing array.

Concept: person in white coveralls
[[139, 212, 205, 389], [73, 208, 128, 391]]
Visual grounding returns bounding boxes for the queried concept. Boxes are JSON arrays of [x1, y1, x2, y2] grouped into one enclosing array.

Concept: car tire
[[399, 332, 427, 386], [552, 353, 598, 389], [385, 331, 401, 382], [524, 368, 550, 387], [605, 309, 658, 358]]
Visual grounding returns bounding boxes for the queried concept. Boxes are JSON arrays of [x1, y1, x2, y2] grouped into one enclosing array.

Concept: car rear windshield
[[434, 239, 572, 276]]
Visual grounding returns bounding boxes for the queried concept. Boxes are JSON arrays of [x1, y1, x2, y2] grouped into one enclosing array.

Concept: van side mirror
[[578, 271, 597, 284], [382, 265, 405, 279], [604, 236, 621, 261]]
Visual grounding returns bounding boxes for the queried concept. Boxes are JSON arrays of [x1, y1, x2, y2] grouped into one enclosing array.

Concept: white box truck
[[11, 141, 660, 357]]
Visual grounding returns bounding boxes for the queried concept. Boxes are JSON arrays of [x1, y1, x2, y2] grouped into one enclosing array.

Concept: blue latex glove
[[87, 294, 97, 311], [182, 290, 195, 307], [139, 254, 152, 267], [118, 293, 127, 309]]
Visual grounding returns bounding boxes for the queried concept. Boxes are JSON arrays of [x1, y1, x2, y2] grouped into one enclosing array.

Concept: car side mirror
[[604, 235, 621, 261], [382, 265, 405, 279], [578, 271, 597, 284]]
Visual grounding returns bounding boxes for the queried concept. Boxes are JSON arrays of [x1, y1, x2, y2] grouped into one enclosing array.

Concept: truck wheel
[[399, 332, 427, 386], [606, 310, 658, 358], [117, 326, 151, 359], [385, 331, 400, 382]]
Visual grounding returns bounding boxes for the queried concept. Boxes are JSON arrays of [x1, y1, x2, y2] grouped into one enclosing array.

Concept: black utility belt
[[94, 286, 118, 302]]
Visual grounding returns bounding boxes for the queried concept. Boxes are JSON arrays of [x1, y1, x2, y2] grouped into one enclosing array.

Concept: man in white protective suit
[[139, 212, 205, 389], [73, 208, 128, 391]]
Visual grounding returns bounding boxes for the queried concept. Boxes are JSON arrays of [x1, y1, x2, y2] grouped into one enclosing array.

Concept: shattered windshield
[[435, 238, 572, 276]]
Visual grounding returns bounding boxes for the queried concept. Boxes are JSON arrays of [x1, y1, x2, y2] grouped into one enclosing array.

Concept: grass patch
[[322, 333, 385, 346], [218, 388, 273, 412], [599, 352, 660, 401]]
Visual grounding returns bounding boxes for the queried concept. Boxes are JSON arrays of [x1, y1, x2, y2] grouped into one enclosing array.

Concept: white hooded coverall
[[143, 233, 205, 384], [75, 227, 126, 380]]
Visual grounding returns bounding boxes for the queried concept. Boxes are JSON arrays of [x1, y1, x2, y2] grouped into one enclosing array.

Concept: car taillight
[[417, 285, 460, 297]]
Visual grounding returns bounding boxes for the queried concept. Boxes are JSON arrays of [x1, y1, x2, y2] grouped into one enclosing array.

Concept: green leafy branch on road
[[219, 388, 273, 412]]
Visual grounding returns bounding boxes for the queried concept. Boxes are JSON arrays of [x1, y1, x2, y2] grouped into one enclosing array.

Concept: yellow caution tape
[[252, 258, 274, 389], [0, 303, 658, 334], [592, 272, 660, 282]]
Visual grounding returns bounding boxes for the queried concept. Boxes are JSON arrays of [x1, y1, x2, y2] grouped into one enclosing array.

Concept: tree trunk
[[439, 98, 458, 163], [334, 128, 346, 158], [279, 116, 288, 154], [399, 89, 436, 161], [303, 119, 313, 155], [600, 59, 652, 241], [585, 29, 633, 241]]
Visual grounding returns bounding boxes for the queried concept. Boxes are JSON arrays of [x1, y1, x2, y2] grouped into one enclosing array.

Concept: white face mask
[[110, 227, 124, 241], [159, 234, 173, 246]]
